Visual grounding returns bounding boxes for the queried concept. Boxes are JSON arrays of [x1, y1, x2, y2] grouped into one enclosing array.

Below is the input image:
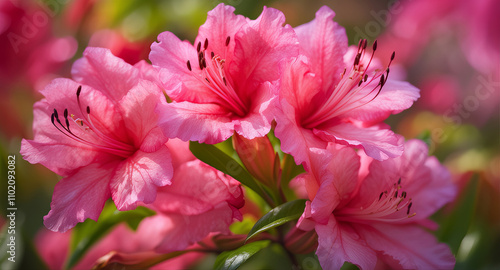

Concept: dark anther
[[201, 58, 207, 69], [204, 38, 208, 50], [53, 108, 59, 119], [379, 192, 384, 200], [358, 80, 363, 87], [407, 202, 413, 215], [198, 52, 204, 61], [402, 191, 407, 198], [398, 178, 401, 185], [205, 78, 210, 83], [364, 74, 368, 82], [354, 53, 361, 66], [76, 85, 82, 97], [372, 40, 378, 51], [380, 74, 386, 87], [223, 77, 227, 86], [211, 51, 215, 59], [391, 51, 396, 61], [50, 113, 55, 124], [362, 39, 367, 50], [394, 191, 398, 198], [86, 106, 90, 114], [64, 108, 68, 119], [225, 36, 230, 46], [187, 60, 192, 71], [197, 42, 201, 52]]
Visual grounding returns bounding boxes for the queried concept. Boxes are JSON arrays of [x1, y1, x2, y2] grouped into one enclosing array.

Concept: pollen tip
[[197, 41, 201, 52], [64, 108, 68, 118], [186, 60, 192, 71], [372, 40, 378, 51], [225, 36, 230, 46], [391, 51, 396, 61], [86, 106, 90, 114], [76, 85, 82, 97], [211, 51, 215, 59], [204, 38, 208, 50]]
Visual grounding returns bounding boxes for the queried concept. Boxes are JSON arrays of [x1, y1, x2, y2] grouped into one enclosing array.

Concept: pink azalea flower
[[296, 140, 456, 269], [150, 3, 298, 144], [274, 6, 420, 166], [36, 139, 243, 269], [20, 47, 173, 232]]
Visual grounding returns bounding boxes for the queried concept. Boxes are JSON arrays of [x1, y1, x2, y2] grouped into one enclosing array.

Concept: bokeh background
[[0, 0, 498, 269]]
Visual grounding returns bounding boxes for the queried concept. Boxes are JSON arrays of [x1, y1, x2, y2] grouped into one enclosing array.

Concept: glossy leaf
[[66, 202, 155, 269], [246, 199, 307, 242], [213, 240, 270, 270]]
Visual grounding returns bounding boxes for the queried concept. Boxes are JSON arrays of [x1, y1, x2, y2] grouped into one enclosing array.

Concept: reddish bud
[[284, 226, 318, 254], [232, 133, 279, 187]]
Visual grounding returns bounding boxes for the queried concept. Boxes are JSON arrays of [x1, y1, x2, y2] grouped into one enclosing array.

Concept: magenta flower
[[296, 140, 456, 269], [150, 3, 298, 144], [274, 6, 420, 166], [20, 47, 173, 232]]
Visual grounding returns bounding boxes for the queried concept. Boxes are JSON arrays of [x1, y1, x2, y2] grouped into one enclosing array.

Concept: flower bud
[[233, 133, 279, 187], [284, 226, 318, 254]]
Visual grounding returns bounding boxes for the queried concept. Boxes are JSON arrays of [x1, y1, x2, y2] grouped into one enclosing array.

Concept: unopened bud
[[284, 226, 318, 254], [233, 133, 279, 187]]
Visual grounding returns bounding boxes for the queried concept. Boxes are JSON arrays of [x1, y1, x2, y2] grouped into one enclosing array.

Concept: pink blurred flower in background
[[0, 0, 77, 91], [150, 3, 298, 144], [296, 140, 456, 269], [20, 48, 172, 232], [274, 6, 419, 166], [89, 29, 151, 65]]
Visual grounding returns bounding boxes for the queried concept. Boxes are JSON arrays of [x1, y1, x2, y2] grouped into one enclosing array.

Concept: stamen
[[197, 41, 201, 52], [211, 51, 215, 59], [225, 36, 230, 46], [204, 38, 208, 50], [407, 202, 412, 215], [372, 40, 377, 51], [187, 60, 192, 71]]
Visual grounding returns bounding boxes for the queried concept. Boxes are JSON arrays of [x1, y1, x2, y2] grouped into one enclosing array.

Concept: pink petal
[[110, 146, 173, 211], [196, 3, 246, 62], [315, 216, 377, 270], [118, 79, 167, 152], [294, 6, 348, 92], [165, 138, 196, 170], [344, 80, 420, 125], [43, 163, 115, 232], [151, 160, 243, 215], [155, 101, 235, 144], [71, 47, 140, 102], [133, 60, 163, 87], [356, 223, 455, 269], [275, 98, 327, 167], [233, 82, 275, 139], [314, 123, 404, 161], [230, 6, 298, 97], [149, 31, 212, 102]]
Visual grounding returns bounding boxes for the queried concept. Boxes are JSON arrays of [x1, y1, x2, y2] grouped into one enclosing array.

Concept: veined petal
[[294, 6, 348, 92], [314, 123, 404, 161], [344, 80, 420, 125], [71, 47, 140, 102], [150, 31, 213, 102], [315, 216, 377, 270], [196, 3, 246, 62], [110, 146, 173, 211], [230, 6, 298, 99], [43, 163, 115, 232], [233, 82, 275, 139], [356, 223, 455, 269], [155, 101, 235, 144], [118, 79, 167, 152], [275, 99, 327, 167]]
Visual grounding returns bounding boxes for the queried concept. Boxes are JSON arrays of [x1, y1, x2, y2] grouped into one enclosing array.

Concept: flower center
[[301, 39, 394, 129], [50, 85, 136, 158], [335, 178, 416, 224], [185, 37, 248, 117]]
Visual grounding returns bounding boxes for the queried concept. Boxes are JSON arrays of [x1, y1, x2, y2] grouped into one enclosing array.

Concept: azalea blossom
[[296, 140, 456, 269], [274, 6, 420, 166], [36, 139, 243, 269], [20, 47, 173, 232], [150, 3, 298, 144]]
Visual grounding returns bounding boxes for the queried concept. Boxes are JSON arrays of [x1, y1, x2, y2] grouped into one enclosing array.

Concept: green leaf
[[189, 141, 267, 199], [213, 240, 270, 270], [66, 202, 155, 269], [246, 199, 307, 242]]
